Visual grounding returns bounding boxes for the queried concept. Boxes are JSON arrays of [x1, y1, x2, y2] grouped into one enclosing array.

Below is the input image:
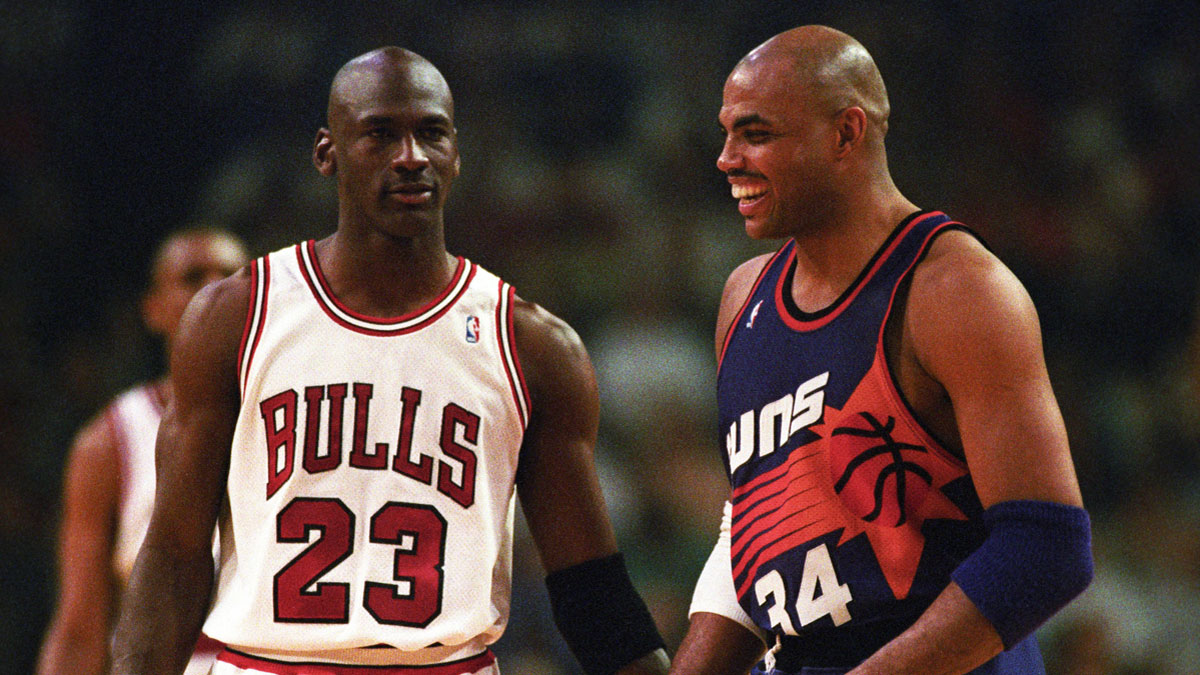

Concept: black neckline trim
[[779, 210, 928, 322]]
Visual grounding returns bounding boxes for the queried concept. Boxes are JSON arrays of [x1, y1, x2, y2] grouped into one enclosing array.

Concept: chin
[[744, 217, 781, 241]]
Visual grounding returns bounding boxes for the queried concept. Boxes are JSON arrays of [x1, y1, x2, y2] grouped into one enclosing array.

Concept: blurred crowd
[[2, 1, 1198, 673]]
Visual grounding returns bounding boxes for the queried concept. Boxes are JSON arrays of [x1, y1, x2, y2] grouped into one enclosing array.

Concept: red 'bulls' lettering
[[260, 383, 479, 506]]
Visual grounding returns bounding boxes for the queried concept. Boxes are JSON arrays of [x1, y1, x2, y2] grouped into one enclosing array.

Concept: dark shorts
[[751, 634, 1045, 675]]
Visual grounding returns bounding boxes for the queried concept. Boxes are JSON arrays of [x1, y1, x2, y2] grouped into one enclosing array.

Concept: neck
[[788, 185, 917, 313], [315, 229, 456, 318]]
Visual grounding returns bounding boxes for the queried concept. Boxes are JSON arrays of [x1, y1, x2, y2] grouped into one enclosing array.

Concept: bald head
[[327, 47, 454, 132], [737, 26, 890, 131]]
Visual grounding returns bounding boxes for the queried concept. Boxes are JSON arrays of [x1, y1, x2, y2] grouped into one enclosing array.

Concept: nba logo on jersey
[[466, 315, 480, 343]]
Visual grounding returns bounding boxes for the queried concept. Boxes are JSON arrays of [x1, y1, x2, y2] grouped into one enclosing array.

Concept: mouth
[[730, 183, 768, 216], [385, 184, 435, 206]]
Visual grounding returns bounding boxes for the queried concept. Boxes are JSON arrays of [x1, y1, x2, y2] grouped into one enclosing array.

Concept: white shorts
[[210, 648, 499, 675]]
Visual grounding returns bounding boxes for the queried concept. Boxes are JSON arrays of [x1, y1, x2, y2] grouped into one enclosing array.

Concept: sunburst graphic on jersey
[[731, 371, 967, 601]]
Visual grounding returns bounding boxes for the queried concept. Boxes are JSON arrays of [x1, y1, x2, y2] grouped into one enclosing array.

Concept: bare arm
[[672, 613, 765, 675], [109, 272, 249, 675], [848, 233, 1084, 675], [37, 418, 122, 675], [671, 256, 774, 675], [512, 298, 668, 674]]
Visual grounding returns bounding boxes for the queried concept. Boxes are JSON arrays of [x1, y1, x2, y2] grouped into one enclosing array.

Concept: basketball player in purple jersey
[[108, 48, 668, 675], [38, 228, 249, 675], [670, 26, 1091, 675]]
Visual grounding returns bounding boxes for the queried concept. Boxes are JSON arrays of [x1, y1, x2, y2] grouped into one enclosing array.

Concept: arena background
[[2, 1, 1198, 673]]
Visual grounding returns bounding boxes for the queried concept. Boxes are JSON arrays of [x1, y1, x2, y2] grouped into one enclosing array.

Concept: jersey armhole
[[717, 243, 793, 373], [496, 281, 531, 431], [878, 222, 980, 464], [237, 256, 270, 399]]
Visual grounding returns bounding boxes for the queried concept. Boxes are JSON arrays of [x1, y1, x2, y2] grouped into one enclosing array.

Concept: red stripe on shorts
[[216, 648, 495, 674]]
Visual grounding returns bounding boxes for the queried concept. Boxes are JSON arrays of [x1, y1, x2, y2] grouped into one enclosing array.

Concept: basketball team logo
[[465, 315, 480, 343], [828, 411, 934, 527]]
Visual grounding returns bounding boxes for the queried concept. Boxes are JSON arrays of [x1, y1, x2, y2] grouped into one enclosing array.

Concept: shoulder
[[171, 266, 255, 392], [911, 230, 1032, 321], [67, 403, 123, 477], [510, 296, 594, 393], [907, 230, 1042, 374], [509, 296, 599, 424], [715, 252, 777, 356]]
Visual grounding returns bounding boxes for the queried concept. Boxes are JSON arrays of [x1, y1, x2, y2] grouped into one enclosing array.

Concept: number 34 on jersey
[[756, 543, 853, 634]]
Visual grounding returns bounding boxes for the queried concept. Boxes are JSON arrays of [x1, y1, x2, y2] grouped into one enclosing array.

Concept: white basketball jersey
[[203, 242, 530, 656], [109, 382, 167, 585]]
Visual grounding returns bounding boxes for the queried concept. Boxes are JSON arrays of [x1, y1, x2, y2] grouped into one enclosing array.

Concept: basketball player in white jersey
[[109, 48, 670, 675], [37, 228, 250, 675]]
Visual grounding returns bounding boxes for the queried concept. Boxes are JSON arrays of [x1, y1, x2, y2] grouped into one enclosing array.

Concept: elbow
[[951, 499, 1093, 648]]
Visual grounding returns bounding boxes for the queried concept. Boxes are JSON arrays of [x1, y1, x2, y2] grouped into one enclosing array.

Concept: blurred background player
[[671, 26, 1092, 675], [36, 227, 250, 675], [108, 47, 669, 675]]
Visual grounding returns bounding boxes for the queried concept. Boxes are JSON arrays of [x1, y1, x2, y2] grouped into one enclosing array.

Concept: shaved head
[[737, 25, 890, 132], [327, 47, 454, 132]]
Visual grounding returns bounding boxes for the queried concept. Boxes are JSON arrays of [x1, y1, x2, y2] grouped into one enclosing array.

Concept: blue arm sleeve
[[950, 499, 1093, 648]]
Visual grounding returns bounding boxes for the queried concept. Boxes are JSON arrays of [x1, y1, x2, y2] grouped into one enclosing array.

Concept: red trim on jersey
[[236, 258, 259, 386], [216, 647, 496, 674], [193, 633, 224, 656], [238, 256, 270, 396], [774, 211, 945, 332], [296, 241, 475, 337], [717, 242, 794, 372], [495, 281, 530, 430]]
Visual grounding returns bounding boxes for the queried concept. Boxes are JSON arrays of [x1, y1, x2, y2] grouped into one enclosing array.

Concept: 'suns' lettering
[[726, 371, 829, 473], [259, 382, 479, 507]]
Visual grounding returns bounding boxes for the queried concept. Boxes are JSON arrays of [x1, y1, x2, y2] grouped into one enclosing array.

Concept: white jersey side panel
[[204, 243, 528, 655], [109, 383, 165, 585]]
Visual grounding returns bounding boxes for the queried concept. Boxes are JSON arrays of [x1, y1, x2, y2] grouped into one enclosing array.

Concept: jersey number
[[274, 497, 446, 626], [754, 543, 852, 634]]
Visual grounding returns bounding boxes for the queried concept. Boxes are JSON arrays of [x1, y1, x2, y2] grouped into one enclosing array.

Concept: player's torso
[[109, 382, 167, 585], [206, 242, 529, 655], [717, 212, 988, 653]]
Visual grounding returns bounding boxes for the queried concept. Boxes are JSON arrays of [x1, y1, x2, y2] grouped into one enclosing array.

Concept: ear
[[142, 289, 168, 337], [833, 107, 867, 159], [313, 128, 336, 176]]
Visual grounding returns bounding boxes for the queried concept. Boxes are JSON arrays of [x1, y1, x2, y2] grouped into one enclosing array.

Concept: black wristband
[[545, 552, 665, 675]]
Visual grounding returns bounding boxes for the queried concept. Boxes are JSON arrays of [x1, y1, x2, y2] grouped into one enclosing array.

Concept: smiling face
[[716, 57, 840, 240], [314, 50, 460, 240]]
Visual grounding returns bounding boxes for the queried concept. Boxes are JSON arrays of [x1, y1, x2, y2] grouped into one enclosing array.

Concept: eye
[[367, 127, 394, 139], [180, 268, 207, 287], [743, 129, 772, 143], [418, 127, 449, 142]]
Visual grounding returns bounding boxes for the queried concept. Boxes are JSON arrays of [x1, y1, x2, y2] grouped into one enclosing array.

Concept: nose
[[391, 134, 430, 172], [716, 135, 742, 174]]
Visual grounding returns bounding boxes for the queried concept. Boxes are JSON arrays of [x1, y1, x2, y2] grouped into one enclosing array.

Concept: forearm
[[109, 543, 214, 675], [848, 583, 1000, 675], [670, 612, 766, 675], [37, 620, 109, 675], [616, 649, 672, 675]]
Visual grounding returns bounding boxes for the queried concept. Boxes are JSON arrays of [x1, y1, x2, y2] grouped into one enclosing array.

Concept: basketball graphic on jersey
[[827, 410, 935, 528]]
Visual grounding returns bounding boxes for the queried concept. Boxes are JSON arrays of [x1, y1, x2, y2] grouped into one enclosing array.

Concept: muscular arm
[[848, 232, 1085, 675], [671, 256, 774, 675], [512, 298, 668, 675], [37, 418, 122, 675], [109, 272, 249, 675]]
